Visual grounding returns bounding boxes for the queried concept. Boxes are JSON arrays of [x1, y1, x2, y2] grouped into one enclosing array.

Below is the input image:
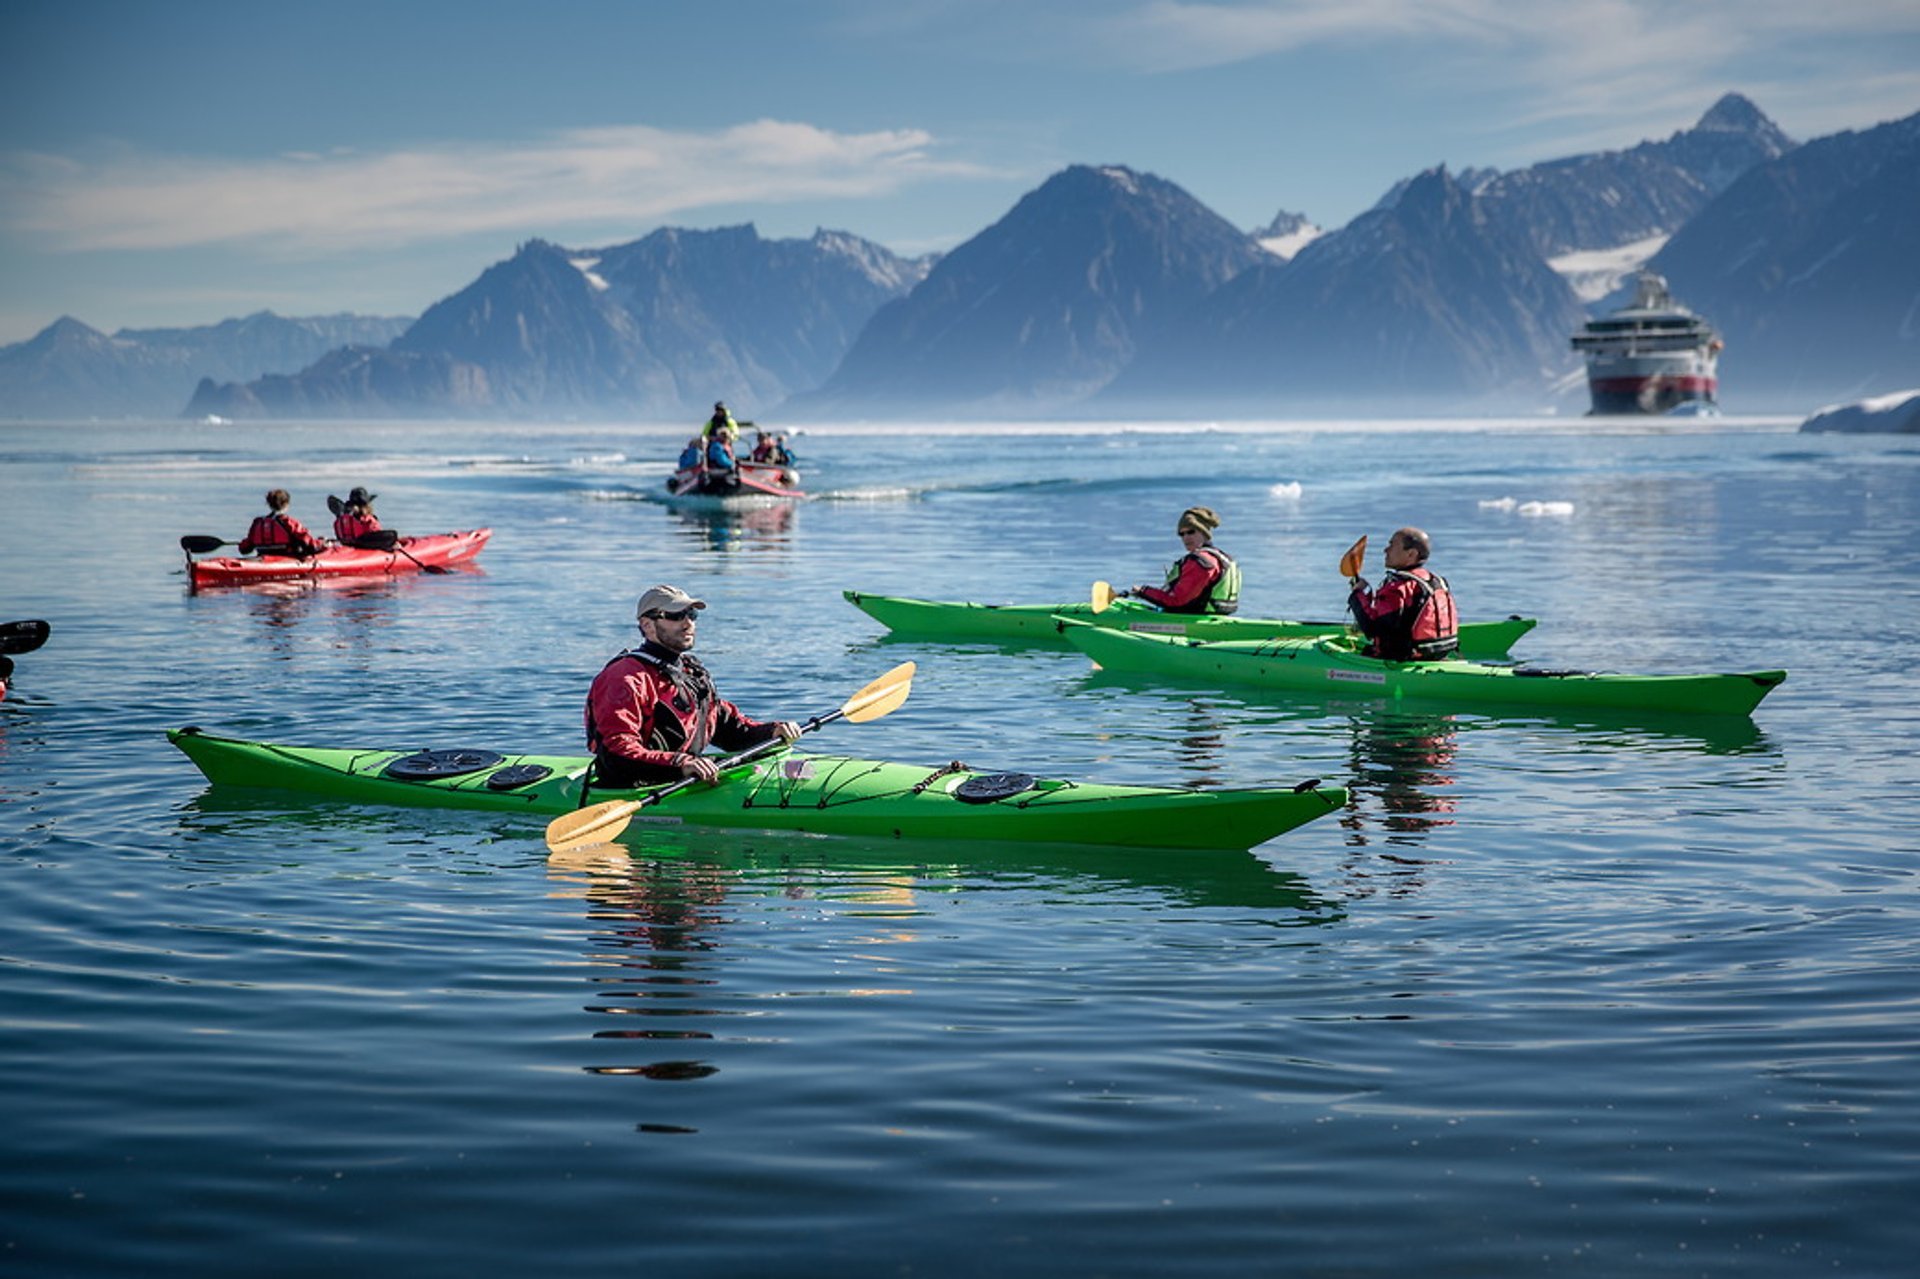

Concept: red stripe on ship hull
[[1591, 376, 1717, 394]]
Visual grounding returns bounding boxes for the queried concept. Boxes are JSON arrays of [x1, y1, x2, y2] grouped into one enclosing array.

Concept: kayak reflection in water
[[584, 583, 801, 789], [1116, 506, 1241, 615], [1347, 526, 1460, 661]]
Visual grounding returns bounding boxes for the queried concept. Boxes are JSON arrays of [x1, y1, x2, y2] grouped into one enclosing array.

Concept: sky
[[2, 0, 1917, 344]]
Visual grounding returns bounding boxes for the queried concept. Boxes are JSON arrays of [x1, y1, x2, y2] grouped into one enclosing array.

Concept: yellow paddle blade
[[841, 661, 914, 723], [1091, 581, 1117, 614], [1339, 535, 1368, 578], [544, 799, 643, 854]]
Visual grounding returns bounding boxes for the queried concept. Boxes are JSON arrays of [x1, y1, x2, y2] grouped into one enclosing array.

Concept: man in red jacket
[[585, 584, 800, 788], [1347, 527, 1459, 661]]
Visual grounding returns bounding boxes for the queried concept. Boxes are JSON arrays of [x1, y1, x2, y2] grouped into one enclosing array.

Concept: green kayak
[[1058, 622, 1786, 718], [168, 727, 1346, 852], [843, 590, 1536, 659]]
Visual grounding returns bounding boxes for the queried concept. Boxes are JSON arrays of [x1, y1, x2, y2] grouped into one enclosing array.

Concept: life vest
[[705, 436, 736, 470], [585, 647, 719, 758], [243, 513, 318, 557], [1161, 546, 1241, 615], [678, 439, 704, 470], [1355, 567, 1458, 660], [333, 509, 381, 544], [1402, 568, 1458, 659]]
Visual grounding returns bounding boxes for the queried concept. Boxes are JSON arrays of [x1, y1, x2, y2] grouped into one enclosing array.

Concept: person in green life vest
[[700, 401, 738, 442], [1120, 506, 1241, 615]]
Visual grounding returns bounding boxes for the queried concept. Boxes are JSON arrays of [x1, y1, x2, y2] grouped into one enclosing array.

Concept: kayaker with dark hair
[[1120, 506, 1240, 615], [332, 486, 384, 547], [238, 489, 322, 558], [1347, 526, 1459, 661], [585, 584, 800, 788]]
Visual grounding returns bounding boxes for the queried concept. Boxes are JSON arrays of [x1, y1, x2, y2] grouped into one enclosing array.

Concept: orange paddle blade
[[545, 799, 644, 854], [1339, 535, 1368, 578]]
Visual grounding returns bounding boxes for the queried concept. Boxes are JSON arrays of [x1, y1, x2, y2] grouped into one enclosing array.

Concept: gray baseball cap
[[636, 584, 707, 619]]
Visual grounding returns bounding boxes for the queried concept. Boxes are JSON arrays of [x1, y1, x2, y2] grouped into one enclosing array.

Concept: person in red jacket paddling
[[238, 489, 322, 557], [1347, 526, 1460, 661], [331, 486, 385, 547], [1120, 506, 1241, 615], [585, 584, 800, 788]]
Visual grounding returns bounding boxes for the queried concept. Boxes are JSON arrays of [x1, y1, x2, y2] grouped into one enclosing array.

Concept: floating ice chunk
[[1479, 497, 1517, 511], [1517, 501, 1575, 517], [1268, 481, 1303, 499]]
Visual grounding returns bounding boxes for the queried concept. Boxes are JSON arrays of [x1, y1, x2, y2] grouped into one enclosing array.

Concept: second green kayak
[[169, 727, 1347, 852], [843, 590, 1537, 659], [1058, 622, 1786, 717]]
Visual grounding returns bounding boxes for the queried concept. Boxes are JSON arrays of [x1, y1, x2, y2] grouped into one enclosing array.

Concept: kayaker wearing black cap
[[1120, 506, 1241, 615], [1347, 526, 1459, 660], [585, 584, 800, 787], [332, 486, 384, 547], [238, 488, 323, 558]]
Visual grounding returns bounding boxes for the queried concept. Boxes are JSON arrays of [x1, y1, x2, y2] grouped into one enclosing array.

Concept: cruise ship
[[1571, 271, 1722, 415]]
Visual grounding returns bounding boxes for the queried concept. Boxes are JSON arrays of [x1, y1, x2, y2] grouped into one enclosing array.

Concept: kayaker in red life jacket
[[585, 584, 800, 788], [238, 489, 322, 558], [1347, 526, 1460, 661], [1121, 506, 1241, 615], [332, 486, 384, 547]]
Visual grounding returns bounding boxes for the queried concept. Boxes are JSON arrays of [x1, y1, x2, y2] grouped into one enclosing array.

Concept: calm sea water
[[2, 416, 1918, 1277]]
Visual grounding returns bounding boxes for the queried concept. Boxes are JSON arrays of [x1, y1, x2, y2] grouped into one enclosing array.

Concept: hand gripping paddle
[[544, 661, 916, 853]]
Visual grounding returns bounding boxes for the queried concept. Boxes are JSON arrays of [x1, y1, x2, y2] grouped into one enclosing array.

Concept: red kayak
[[187, 529, 491, 588]]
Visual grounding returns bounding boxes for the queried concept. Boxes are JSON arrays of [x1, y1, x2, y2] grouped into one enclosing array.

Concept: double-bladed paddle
[[329, 495, 450, 574], [179, 529, 449, 573], [544, 660, 916, 853], [0, 619, 51, 655]]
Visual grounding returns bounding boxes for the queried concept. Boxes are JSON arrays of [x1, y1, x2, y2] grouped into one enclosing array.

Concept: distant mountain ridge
[[1101, 166, 1591, 414], [190, 225, 933, 420], [5, 91, 1914, 422], [1649, 110, 1920, 403], [791, 165, 1266, 416], [0, 311, 410, 419]]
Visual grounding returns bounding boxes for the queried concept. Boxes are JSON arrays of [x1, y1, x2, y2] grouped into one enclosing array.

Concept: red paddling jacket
[[239, 512, 321, 557], [1348, 567, 1459, 660], [585, 643, 785, 786]]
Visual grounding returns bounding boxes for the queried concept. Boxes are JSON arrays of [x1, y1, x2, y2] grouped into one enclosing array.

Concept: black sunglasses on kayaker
[[646, 608, 699, 622]]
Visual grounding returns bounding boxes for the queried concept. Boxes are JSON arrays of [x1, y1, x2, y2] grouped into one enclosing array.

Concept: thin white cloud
[[1097, 0, 1920, 160], [1103, 0, 1920, 76], [0, 120, 991, 253]]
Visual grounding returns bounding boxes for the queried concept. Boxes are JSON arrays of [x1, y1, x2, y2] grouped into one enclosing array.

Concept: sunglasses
[[646, 607, 699, 622]]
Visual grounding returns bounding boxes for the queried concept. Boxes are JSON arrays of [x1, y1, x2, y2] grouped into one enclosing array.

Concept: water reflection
[[1339, 709, 1460, 847], [667, 501, 798, 553]]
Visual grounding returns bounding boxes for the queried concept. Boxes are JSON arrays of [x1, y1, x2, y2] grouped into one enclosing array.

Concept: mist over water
[[2, 417, 1917, 1276]]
